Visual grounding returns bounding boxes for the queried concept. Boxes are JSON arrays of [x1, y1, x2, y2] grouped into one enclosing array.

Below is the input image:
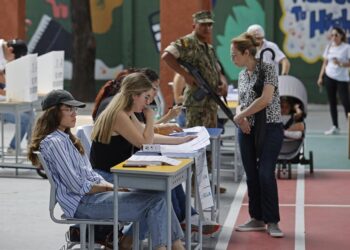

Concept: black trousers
[[324, 74, 350, 128]]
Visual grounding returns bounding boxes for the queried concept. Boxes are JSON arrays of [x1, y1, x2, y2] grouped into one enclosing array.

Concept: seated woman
[[28, 89, 185, 250], [93, 68, 182, 135], [280, 96, 305, 139], [91, 72, 220, 235]]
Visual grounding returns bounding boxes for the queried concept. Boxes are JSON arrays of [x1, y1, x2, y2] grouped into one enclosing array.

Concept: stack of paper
[[160, 126, 210, 157], [124, 155, 181, 167]]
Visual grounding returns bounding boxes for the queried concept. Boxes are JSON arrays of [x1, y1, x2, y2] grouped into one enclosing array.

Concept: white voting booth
[[5, 54, 38, 102], [37, 51, 64, 94]]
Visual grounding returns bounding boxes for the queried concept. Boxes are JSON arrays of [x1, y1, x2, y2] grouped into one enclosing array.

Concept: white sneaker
[[324, 126, 340, 135]]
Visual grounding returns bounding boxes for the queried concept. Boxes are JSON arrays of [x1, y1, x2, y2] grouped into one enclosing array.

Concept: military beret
[[192, 10, 214, 23]]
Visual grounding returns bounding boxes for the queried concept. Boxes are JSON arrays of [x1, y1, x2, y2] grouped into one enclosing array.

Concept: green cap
[[192, 10, 214, 24]]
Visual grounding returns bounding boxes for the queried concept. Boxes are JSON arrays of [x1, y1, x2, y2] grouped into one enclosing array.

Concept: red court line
[[226, 171, 350, 250]]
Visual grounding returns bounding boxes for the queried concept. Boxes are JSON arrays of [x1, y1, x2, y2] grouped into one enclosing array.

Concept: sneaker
[[235, 218, 266, 232], [181, 214, 221, 235], [7, 147, 16, 155], [324, 126, 340, 135], [267, 223, 284, 237]]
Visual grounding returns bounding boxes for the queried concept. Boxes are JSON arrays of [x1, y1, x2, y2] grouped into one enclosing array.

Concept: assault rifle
[[178, 59, 237, 127]]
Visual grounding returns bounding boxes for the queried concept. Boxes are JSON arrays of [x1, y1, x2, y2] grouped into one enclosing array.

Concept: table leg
[[185, 167, 191, 250], [113, 174, 119, 250], [166, 179, 171, 250]]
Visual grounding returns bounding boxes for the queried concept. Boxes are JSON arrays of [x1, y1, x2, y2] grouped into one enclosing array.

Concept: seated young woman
[[90, 72, 220, 235], [28, 89, 185, 250]]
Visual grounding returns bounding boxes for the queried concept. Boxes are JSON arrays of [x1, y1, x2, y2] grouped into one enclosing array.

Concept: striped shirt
[[40, 130, 104, 217]]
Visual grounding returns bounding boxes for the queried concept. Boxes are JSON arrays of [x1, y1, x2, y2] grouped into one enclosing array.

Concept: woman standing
[[230, 33, 284, 237], [317, 27, 350, 135]]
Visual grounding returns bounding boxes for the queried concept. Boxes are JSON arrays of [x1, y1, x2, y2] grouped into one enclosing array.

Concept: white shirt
[[323, 42, 350, 82], [256, 40, 286, 75]]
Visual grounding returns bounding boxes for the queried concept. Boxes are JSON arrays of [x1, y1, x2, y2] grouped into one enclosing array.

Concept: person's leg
[[2, 112, 30, 150], [172, 184, 197, 222], [258, 123, 283, 223], [237, 128, 262, 220], [324, 75, 339, 127], [75, 191, 184, 249], [337, 81, 350, 119]]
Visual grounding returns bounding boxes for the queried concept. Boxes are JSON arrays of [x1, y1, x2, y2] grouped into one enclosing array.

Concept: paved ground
[[0, 104, 348, 250]]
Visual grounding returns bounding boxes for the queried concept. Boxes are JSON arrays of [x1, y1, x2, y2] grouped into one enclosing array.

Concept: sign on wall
[[280, 0, 350, 63]]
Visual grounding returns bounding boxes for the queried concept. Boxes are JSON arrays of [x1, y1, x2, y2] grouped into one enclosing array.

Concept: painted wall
[[23, 0, 350, 104]]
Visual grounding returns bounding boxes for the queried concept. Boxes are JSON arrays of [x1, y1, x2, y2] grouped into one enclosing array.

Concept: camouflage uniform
[[164, 15, 220, 128]]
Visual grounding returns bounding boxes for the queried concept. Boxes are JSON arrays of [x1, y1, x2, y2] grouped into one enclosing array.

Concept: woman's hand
[[156, 123, 183, 135], [143, 106, 155, 122], [166, 105, 182, 119], [234, 114, 251, 134], [317, 77, 323, 87]]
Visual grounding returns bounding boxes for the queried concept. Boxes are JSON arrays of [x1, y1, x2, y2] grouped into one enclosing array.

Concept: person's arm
[[162, 51, 197, 86], [114, 109, 154, 148], [173, 73, 186, 104], [154, 123, 183, 135], [317, 59, 328, 87], [88, 182, 114, 193], [153, 133, 196, 145], [280, 57, 291, 75], [155, 105, 182, 124], [234, 84, 275, 125]]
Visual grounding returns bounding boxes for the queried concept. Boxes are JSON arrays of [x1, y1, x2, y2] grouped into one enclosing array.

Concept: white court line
[[215, 177, 247, 250], [295, 164, 305, 250]]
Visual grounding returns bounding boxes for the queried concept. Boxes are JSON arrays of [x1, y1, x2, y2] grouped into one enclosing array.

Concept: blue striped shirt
[[40, 130, 104, 217]]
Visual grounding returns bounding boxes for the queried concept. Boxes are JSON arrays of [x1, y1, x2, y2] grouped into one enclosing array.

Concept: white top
[[323, 42, 350, 82], [256, 39, 286, 75]]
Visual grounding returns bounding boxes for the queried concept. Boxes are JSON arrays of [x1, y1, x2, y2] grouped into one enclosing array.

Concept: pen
[[123, 165, 147, 168]]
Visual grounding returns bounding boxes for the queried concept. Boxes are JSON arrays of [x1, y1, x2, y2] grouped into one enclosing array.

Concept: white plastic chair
[[76, 125, 93, 158], [35, 151, 145, 249]]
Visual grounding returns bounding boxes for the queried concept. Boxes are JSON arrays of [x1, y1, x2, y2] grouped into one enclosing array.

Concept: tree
[[70, 0, 96, 101]]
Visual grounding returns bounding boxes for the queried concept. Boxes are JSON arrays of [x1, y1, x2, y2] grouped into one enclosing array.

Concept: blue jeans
[[74, 190, 184, 249], [2, 111, 33, 149], [238, 123, 283, 223], [95, 169, 196, 222]]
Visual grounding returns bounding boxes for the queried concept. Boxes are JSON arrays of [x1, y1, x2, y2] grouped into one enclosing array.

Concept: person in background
[[93, 68, 182, 136], [280, 96, 305, 140], [231, 32, 284, 237], [317, 26, 350, 135], [28, 89, 185, 250], [247, 24, 290, 76], [0, 39, 33, 154], [91, 72, 220, 235], [172, 73, 187, 128]]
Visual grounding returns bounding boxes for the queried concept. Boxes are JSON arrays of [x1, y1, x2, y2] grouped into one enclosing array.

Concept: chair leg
[[88, 224, 95, 250], [80, 224, 87, 250]]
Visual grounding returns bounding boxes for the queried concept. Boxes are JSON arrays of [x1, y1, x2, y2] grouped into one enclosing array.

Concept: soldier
[[162, 10, 228, 194], [162, 10, 225, 128]]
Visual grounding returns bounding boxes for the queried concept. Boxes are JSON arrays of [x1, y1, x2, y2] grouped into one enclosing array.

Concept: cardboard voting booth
[[37, 51, 64, 94], [5, 54, 38, 102]]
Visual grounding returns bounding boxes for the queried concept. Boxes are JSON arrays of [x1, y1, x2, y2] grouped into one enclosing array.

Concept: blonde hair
[[91, 72, 153, 144], [231, 32, 260, 57]]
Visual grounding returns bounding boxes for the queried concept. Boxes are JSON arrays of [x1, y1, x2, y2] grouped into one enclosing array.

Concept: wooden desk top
[[110, 158, 193, 175]]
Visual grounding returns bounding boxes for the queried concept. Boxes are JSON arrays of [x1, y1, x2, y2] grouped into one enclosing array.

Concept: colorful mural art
[[280, 0, 350, 63], [215, 0, 265, 81]]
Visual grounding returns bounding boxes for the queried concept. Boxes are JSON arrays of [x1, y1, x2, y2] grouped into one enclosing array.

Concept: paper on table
[[160, 126, 210, 156], [126, 155, 181, 166]]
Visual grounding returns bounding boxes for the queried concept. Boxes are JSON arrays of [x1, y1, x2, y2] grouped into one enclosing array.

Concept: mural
[[215, 0, 265, 81], [90, 0, 123, 34], [280, 0, 350, 63]]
